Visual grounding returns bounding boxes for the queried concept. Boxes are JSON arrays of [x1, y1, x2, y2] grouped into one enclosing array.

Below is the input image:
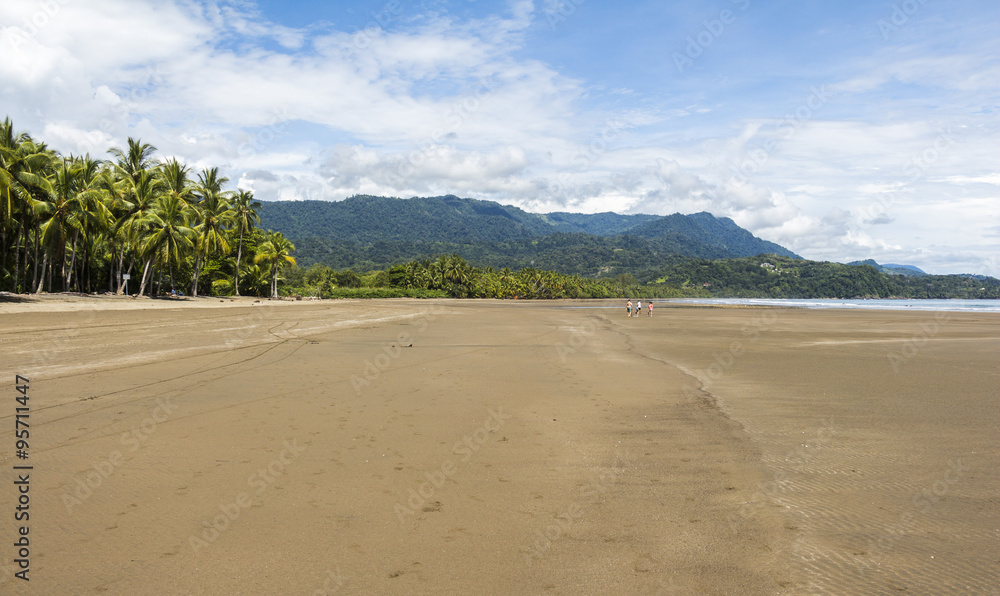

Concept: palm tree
[[109, 139, 160, 295], [140, 193, 195, 293], [96, 166, 131, 293], [444, 254, 472, 296], [108, 137, 157, 185], [158, 159, 196, 206], [401, 261, 422, 289], [230, 189, 261, 296], [0, 118, 31, 288], [114, 169, 165, 296], [195, 167, 226, 194], [444, 254, 469, 283], [68, 155, 111, 292], [35, 157, 83, 291], [187, 167, 233, 296], [190, 195, 233, 296], [429, 255, 449, 289], [498, 267, 514, 298], [255, 231, 295, 298], [1, 120, 54, 292], [239, 263, 271, 297]]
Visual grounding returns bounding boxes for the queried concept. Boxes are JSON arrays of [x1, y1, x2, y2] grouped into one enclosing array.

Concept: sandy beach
[[0, 297, 996, 594]]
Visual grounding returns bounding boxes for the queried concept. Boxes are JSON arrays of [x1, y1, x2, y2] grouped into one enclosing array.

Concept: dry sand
[[0, 297, 996, 594]]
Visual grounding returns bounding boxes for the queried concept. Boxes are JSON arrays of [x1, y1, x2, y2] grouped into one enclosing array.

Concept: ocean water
[[661, 298, 1000, 313]]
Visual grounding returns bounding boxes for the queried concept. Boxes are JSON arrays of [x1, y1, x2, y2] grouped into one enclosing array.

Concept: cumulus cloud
[[317, 143, 530, 195]]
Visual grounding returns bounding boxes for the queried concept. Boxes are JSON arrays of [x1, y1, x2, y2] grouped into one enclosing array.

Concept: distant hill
[[882, 263, 927, 276], [647, 255, 1000, 299], [849, 259, 927, 277], [259, 195, 801, 272]]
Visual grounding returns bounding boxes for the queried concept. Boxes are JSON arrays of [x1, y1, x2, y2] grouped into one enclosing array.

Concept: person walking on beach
[[636, 300, 642, 317], [647, 301, 653, 317], [626, 300, 632, 317]]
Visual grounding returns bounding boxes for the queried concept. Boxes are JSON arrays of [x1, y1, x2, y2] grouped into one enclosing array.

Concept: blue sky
[[1, 0, 997, 274]]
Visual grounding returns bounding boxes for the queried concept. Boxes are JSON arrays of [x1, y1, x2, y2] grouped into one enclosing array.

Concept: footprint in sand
[[421, 501, 442, 513]]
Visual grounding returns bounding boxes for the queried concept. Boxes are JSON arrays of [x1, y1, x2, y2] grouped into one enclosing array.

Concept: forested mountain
[[289, 233, 731, 276], [259, 195, 800, 272]]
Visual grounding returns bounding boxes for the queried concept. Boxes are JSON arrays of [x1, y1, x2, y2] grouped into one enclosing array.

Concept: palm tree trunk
[[20, 211, 31, 292], [138, 257, 153, 296], [109, 239, 117, 293], [235, 232, 244, 296], [34, 253, 47, 293], [1, 224, 6, 289], [191, 255, 201, 297], [84, 243, 91, 294], [117, 248, 131, 294], [31, 223, 40, 291], [65, 231, 79, 291], [116, 252, 124, 294], [58, 244, 66, 291], [76, 248, 83, 293], [1, 190, 7, 285], [271, 262, 278, 298], [13, 216, 22, 293]]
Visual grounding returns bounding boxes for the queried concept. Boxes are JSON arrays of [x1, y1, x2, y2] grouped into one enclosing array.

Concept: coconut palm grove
[[0, 117, 305, 298]]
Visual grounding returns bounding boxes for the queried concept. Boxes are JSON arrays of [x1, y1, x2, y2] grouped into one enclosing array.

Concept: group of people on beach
[[626, 300, 652, 318]]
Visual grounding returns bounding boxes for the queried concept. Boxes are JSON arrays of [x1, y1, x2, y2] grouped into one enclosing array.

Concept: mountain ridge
[[259, 195, 801, 272]]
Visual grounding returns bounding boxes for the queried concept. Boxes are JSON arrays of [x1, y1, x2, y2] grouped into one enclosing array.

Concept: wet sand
[[0, 298, 996, 594]]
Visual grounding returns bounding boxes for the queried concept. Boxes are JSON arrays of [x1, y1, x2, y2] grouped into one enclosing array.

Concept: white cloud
[[937, 173, 1000, 186], [317, 143, 530, 195]]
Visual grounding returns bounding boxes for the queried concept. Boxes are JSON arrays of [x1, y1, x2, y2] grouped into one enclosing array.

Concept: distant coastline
[[662, 297, 1000, 312]]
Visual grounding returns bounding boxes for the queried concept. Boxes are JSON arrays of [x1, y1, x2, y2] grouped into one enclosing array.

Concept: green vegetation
[[0, 118, 293, 297], [280, 254, 999, 300], [287, 233, 727, 276], [641, 255, 1000, 299], [282, 255, 693, 300]]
